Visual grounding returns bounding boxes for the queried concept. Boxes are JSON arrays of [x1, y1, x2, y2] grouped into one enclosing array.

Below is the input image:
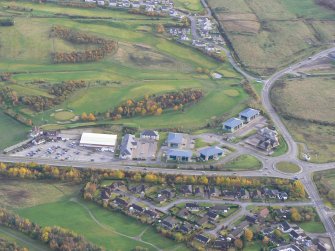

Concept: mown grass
[[271, 135, 288, 157], [0, 111, 29, 150], [1, 179, 188, 251], [298, 221, 326, 233], [276, 162, 301, 174], [173, 0, 204, 12], [224, 154, 262, 170]]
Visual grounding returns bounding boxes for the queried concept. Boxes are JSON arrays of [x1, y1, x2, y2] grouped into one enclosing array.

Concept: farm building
[[199, 146, 224, 161], [223, 118, 243, 132], [80, 133, 117, 149], [167, 149, 192, 162], [239, 108, 260, 122]]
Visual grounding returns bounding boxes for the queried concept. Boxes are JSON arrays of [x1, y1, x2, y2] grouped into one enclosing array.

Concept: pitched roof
[[167, 132, 184, 144], [141, 130, 159, 137], [223, 118, 243, 128], [239, 108, 260, 118], [167, 149, 192, 158], [199, 146, 224, 157], [281, 221, 291, 231], [120, 134, 137, 156], [195, 234, 209, 243]]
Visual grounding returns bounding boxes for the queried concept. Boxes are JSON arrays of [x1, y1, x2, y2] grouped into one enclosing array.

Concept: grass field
[[298, 221, 326, 233], [271, 76, 335, 163], [173, 0, 204, 12], [1, 179, 188, 251], [224, 154, 262, 170], [276, 162, 301, 174], [0, 111, 30, 150], [208, 0, 335, 75], [0, 0, 249, 133]]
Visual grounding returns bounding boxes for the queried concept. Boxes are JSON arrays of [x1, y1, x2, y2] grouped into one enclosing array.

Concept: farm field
[[271, 76, 335, 163], [207, 0, 335, 76], [1, 179, 189, 251], [0, 0, 249, 133]]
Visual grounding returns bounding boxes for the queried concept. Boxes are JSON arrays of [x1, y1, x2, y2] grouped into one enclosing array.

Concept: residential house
[[179, 224, 192, 235], [113, 197, 129, 208], [180, 185, 193, 195], [140, 130, 159, 140], [213, 239, 229, 250], [229, 221, 249, 238], [245, 215, 257, 224], [167, 149, 192, 162], [101, 189, 111, 202], [257, 127, 280, 152], [258, 207, 270, 220], [109, 0, 117, 6], [240, 189, 250, 200], [195, 234, 210, 245], [289, 230, 302, 240], [178, 208, 190, 220], [210, 205, 230, 214], [186, 203, 200, 211], [206, 211, 219, 221], [144, 209, 158, 219], [161, 217, 177, 230], [199, 146, 224, 161], [129, 184, 147, 194], [129, 204, 144, 214], [120, 134, 137, 159], [239, 108, 260, 123], [279, 221, 292, 233], [223, 118, 244, 132], [97, 0, 105, 5], [131, 0, 140, 8], [167, 132, 188, 148]]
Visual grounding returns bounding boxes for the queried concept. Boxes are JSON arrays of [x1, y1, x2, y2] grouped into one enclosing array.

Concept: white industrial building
[[79, 133, 117, 149]]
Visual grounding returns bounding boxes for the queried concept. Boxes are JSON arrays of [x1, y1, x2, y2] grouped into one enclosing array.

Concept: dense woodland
[[0, 238, 27, 251], [103, 89, 204, 120], [50, 26, 117, 63], [0, 208, 104, 251]]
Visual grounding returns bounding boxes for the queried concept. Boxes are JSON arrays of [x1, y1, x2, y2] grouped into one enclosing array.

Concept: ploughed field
[[207, 0, 335, 76], [0, 0, 249, 149]]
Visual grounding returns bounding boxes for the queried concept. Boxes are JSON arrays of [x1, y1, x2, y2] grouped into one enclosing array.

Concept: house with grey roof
[[140, 130, 159, 140], [223, 118, 244, 132], [166, 132, 188, 148], [120, 134, 137, 159], [239, 108, 260, 122], [167, 149, 192, 162], [199, 146, 224, 161]]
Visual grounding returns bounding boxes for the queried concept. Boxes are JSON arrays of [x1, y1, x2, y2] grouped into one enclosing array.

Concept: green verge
[[276, 162, 301, 174], [224, 154, 262, 171]]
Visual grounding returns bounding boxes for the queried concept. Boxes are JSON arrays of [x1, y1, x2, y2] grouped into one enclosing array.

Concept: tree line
[[0, 208, 104, 251], [103, 89, 203, 121], [50, 26, 117, 64], [0, 238, 27, 251]]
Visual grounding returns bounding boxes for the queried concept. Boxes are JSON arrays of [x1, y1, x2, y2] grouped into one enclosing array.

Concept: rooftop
[[167, 149, 192, 158], [223, 118, 243, 128], [199, 146, 224, 157], [80, 133, 117, 147], [239, 108, 260, 118], [167, 132, 185, 144]]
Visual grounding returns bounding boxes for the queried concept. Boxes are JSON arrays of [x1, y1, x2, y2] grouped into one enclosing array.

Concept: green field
[[298, 221, 326, 233], [173, 0, 204, 12], [0, 0, 249, 132], [276, 162, 301, 174], [0, 111, 30, 150], [224, 154, 262, 170], [271, 75, 335, 163], [208, 0, 335, 75], [1, 179, 188, 251]]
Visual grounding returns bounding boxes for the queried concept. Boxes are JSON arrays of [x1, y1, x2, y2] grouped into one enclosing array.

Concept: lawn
[[1, 179, 188, 251], [0, 111, 30, 150], [224, 154, 262, 171], [53, 111, 75, 121], [276, 162, 301, 174], [173, 0, 204, 12], [271, 135, 288, 157], [208, 0, 335, 75], [298, 221, 326, 233]]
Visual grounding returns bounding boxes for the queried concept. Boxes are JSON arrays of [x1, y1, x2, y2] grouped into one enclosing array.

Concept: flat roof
[[80, 133, 117, 147]]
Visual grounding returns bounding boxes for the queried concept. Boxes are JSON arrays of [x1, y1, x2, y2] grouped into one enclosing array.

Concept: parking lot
[[132, 139, 158, 160], [11, 138, 115, 163]]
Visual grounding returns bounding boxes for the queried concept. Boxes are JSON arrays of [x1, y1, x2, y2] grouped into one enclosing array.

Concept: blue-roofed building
[[199, 146, 224, 161], [239, 108, 260, 122], [167, 149, 192, 162], [223, 118, 243, 132], [167, 132, 187, 148]]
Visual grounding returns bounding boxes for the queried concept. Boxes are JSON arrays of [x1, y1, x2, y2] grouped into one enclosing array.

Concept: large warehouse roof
[[80, 133, 117, 147]]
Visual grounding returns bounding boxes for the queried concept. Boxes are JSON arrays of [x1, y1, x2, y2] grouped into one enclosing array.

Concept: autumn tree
[[88, 113, 96, 121], [198, 175, 208, 185], [234, 238, 243, 250], [244, 228, 253, 241], [262, 236, 270, 245], [156, 24, 165, 33], [81, 112, 88, 120]]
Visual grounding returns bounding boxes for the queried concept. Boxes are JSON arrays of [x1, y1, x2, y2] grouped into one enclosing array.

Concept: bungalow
[[199, 146, 224, 161], [167, 132, 188, 148], [206, 211, 219, 221], [211, 205, 230, 214], [223, 118, 244, 132], [179, 224, 191, 234], [279, 221, 292, 233], [239, 108, 260, 123], [178, 208, 190, 219], [167, 149, 192, 162], [245, 215, 257, 224], [129, 184, 147, 194], [101, 190, 111, 202], [180, 185, 193, 195], [140, 130, 159, 140], [129, 203, 144, 214], [258, 207, 270, 220], [289, 230, 301, 240], [213, 239, 229, 250], [195, 234, 210, 245], [144, 209, 158, 219], [161, 217, 177, 230], [114, 197, 129, 208], [186, 203, 200, 211]]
